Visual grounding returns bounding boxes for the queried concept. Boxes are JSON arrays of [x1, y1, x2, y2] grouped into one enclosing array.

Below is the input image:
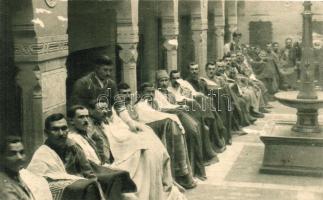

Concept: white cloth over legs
[[103, 110, 186, 200]]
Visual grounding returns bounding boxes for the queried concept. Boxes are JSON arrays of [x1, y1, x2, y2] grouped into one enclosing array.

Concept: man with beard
[[185, 63, 229, 149], [0, 136, 52, 200], [28, 113, 136, 200]]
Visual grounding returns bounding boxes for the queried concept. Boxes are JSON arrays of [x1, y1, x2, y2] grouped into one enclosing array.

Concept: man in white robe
[[67, 104, 186, 200]]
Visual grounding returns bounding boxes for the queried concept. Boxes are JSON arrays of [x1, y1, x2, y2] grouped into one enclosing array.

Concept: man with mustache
[[70, 55, 187, 199], [185, 63, 228, 149], [0, 136, 53, 200], [119, 80, 209, 183], [70, 55, 142, 133], [154, 71, 219, 167], [28, 113, 136, 200], [203, 62, 251, 138]]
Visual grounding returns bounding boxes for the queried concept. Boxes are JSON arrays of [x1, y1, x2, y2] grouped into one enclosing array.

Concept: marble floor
[[187, 101, 323, 200]]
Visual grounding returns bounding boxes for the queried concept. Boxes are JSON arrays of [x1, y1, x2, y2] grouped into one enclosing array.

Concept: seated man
[[69, 54, 186, 199], [117, 82, 202, 186], [250, 50, 277, 97], [204, 62, 250, 137], [28, 113, 136, 200], [224, 58, 265, 119], [234, 54, 270, 113], [0, 136, 52, 200], [155, 70, 221, 174], [68, 105, 186, 200], [183, 63, 228, 151], [168, 71, 220, 161]]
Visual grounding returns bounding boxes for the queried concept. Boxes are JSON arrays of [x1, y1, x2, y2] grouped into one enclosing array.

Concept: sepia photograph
[[1, 0, 323, 199]]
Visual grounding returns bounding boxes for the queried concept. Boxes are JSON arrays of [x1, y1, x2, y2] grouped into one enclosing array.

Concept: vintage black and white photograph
[[1, 0, 323, 199]]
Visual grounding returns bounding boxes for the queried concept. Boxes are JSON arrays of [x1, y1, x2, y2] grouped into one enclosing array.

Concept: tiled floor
[[187, 101, 323, 200]]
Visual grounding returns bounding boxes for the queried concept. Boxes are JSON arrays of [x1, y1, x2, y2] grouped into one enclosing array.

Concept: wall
[[238, 1, 323, 46], [67, 2, 117, 100]]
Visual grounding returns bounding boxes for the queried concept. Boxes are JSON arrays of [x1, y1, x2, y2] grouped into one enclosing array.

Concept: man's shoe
[[214, 145, 226, 153], [250, 109, 265, 118], [232, 130, 248, 136], [174, 181, 186, 193], [177, 180, 197, 190], [226, 138, 232, 145], [259, 107, 270, 113], [264, 104, 273, 109], [195, 175, 207, 181], [204, 155, 219, 166], [249, 116, 257, 123]]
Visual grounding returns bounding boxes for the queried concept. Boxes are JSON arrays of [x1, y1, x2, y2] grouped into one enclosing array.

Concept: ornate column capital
[[214, 26, 225, 37], [118, 43, 138, 65], [118, 43, 138, 93], [228, 24, 238, 34], [163, 36, 178, 51]]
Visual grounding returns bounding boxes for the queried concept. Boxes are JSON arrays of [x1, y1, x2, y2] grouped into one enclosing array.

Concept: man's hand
[[178, 105, 190, 111], [128, 121, 143, 133]]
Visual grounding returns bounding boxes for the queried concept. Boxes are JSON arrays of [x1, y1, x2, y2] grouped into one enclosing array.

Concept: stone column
[[161, 18, 178, 72], [191, 15, 208, 76], [160, 0, 179, 72], [226, 0, 238, 42], [191, 0, 208, 76], [213, 0, 225, 60], [214, 26, 225, 59], [13, 0, 68, 158], [117, 0, 139, 93]]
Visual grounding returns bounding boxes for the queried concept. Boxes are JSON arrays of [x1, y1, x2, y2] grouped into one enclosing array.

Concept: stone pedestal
[[260, 121, 323, 176]]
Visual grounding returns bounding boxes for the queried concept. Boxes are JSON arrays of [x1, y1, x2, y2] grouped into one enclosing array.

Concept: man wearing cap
[[224, 32, 242, 57]]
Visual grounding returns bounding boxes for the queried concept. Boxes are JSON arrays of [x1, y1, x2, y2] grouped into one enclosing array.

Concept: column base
[[260, 121, 323, 177]]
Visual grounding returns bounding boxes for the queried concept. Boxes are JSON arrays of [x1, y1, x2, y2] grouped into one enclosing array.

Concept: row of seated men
[[0, 53, 273, 200], [225, 31, 302, 92]]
